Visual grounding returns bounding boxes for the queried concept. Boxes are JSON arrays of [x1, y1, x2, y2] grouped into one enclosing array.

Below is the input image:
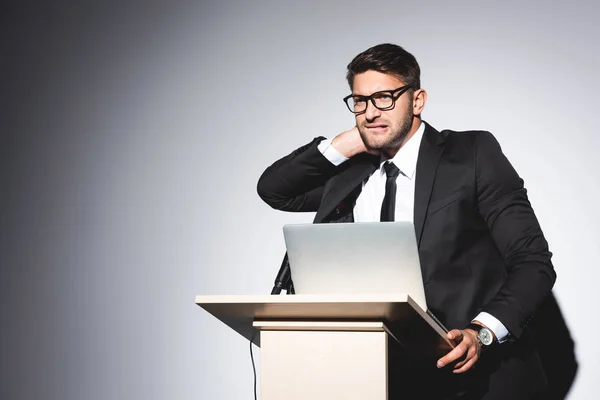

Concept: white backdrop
[[1, 1, 598, 399]]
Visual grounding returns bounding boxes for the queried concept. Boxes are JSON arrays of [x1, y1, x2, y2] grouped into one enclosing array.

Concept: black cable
[[250, 329, 257, 400]]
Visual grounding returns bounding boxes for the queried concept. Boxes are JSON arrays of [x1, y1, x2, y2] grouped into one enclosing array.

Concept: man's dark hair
[[346, 43, 421, 91]]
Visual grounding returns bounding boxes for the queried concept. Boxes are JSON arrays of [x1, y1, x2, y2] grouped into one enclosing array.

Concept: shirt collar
[[379, 122, 425, 180]]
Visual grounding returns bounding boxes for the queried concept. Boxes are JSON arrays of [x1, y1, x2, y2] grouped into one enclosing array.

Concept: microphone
[[270, 252, 294, 295]]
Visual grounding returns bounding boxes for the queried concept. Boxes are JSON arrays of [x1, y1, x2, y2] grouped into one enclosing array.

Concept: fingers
[[453, 356, 478, 374], [437, 329, 480, 373], [447, 329, 463, 343], [437, 342, 467, 368], [453, 341, 479, 370]]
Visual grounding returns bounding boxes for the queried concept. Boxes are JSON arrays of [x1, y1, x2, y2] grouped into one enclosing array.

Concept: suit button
[[335, 208, 341, 215]]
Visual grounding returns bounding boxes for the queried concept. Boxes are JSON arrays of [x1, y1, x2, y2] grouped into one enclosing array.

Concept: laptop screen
[[283, 221, 427, 311]]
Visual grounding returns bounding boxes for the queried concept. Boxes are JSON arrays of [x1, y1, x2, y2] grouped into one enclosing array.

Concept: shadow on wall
[[533, 292, 578, 400]]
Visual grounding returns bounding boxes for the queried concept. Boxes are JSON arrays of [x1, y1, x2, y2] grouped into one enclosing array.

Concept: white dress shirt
[[317, 123, 509, 342]]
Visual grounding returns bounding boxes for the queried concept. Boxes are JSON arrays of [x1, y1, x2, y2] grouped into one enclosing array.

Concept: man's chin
[[363, 137, 392, 151], [359, 132, 385, 148], [363, 137, 407, 158]]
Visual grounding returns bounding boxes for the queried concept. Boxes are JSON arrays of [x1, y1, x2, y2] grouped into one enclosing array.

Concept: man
[[257, 43, 556, 399]]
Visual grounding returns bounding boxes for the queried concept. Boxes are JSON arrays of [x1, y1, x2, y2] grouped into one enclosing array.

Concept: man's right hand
[[331, 126, 379, 158]]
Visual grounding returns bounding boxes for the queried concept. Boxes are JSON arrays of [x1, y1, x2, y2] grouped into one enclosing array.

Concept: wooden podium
[[195, 294, 451, 400]]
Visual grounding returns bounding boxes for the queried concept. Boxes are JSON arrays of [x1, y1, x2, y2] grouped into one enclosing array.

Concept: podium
[[195, 294, 451, 400]]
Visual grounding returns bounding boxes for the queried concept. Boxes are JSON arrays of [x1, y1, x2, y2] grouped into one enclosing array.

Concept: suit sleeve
[[475, 131, 556, 339], [257, 137, 338, 212]]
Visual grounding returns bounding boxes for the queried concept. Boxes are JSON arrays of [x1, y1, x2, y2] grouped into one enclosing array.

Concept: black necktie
[[380, 162, 401, 222]]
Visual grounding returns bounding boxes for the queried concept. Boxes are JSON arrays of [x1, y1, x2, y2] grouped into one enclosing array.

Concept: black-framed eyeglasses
[[343, 85, 413, 114]]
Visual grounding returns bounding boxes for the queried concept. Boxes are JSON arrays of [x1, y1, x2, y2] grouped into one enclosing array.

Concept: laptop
[[283, 221, 447, 332]]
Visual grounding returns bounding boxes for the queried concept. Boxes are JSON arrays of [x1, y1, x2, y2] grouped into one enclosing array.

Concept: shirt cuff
[[473, 312, 509, 343], [317, 138, 349, 166]]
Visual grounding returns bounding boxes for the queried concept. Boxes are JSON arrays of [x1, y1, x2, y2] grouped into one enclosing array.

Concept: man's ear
[[413, 89, 427, 116]]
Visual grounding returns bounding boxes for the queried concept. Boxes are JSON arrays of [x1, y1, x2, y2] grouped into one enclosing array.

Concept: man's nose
[[364, 100, 381, 120]]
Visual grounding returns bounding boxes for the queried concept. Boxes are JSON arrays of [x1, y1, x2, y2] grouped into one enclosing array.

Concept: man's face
[[352, 70, 415, 153]]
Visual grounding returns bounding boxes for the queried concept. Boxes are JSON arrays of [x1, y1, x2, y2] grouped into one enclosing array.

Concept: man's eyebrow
[[352, 89, 393, 97]]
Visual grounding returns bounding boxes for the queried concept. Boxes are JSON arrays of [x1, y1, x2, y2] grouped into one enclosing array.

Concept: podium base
[[256, 320, 388, 400]]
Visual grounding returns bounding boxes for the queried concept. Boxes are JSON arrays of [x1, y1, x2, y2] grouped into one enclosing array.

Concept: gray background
[[1, 1, 597, 399]]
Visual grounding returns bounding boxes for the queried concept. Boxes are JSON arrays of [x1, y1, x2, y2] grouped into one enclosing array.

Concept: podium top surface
[[196, 294, 414, 318], [195, 294, 432, 346]]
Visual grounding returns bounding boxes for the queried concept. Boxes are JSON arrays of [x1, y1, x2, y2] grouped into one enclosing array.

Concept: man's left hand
[[437, 328, 481, 373]]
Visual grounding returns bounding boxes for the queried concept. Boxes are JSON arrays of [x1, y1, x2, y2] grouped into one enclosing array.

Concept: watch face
[[478, 328, 494, 346]]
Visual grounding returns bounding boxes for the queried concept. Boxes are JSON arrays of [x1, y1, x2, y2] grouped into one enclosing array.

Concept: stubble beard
[[358, 107, 414, 155]]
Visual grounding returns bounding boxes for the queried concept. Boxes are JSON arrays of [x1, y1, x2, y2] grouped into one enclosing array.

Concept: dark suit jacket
[[257, 122, 556, 399]]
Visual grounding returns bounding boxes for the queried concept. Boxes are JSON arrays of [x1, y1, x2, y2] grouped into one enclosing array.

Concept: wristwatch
[[466, 323, 495, 347]]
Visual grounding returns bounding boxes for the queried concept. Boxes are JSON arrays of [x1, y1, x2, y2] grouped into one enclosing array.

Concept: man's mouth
[[366, 124, 388, 131]]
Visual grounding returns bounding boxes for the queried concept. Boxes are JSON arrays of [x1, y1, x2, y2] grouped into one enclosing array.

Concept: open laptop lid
[[283, 221, 428, 312]]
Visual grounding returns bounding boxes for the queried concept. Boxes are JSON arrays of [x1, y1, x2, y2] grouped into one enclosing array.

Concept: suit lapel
[[414, 122, 446, 247], [314, 154, 378, 223]]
